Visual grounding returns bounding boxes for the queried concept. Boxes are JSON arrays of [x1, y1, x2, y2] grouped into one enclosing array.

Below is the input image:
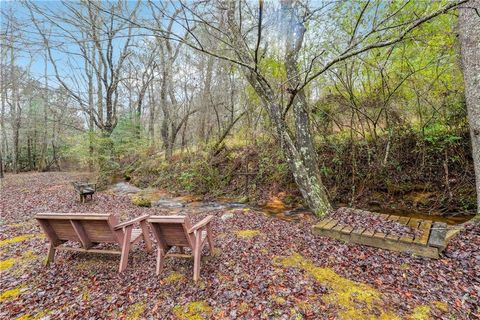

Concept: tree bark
[[0, 39, 7, 174], [0, 147, 3, 179], [39, 49, 49, 171], [459, 0, 480, 214], [148, 81, 155, 144], [87, 44, 95, 172], [10, 31, 20, 174]]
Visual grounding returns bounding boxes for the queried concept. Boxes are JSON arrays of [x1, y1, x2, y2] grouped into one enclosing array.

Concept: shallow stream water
[[110, 182, 475, 225]]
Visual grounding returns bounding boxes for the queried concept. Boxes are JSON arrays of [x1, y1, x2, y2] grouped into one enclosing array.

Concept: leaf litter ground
[[0, 172, 478, 319]]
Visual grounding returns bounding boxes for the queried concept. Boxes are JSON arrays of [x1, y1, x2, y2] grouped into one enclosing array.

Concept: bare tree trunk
[[10, 31, 20, 174], [51, 110, 60, 170], [459, 1, 480, 214], [0, 148, 3, 179], [87, 45, 95, 172], [282, 2, 330, 214], [148, 81, 155, 145], [198, 56, 214, 144], [39, 49, 49, 171], [96, 54, 104, 125], [0, 41, 7, 174], [135, 78, 150, 139], [159, 66, 171, 158]]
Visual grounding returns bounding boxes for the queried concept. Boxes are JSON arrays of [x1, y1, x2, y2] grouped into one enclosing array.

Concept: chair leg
[[193, 232, 202, 282], [119, 227, 132, 273], [139, 221, 152, 252], [46, 243, 56, 266], [179, 246, 185, 254], [156, 248, 165, 275]]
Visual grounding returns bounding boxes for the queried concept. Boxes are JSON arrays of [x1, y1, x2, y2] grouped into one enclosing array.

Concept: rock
[[238, 196, 249, 204], [109, 182, 141, 194], [226, 203, 249, 209], [221, 212, 234, 221], [257, 199, 267, 207], [199, 202, 227, 210], [153, 199, 185, 208], [445, 227, 462, 242], [285, 207, 309, 216], [428, 222, 448, 250]]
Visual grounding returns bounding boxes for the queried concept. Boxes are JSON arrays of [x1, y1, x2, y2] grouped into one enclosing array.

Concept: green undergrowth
[[129, 142, 292, 202], [124, 128, 474, 213]]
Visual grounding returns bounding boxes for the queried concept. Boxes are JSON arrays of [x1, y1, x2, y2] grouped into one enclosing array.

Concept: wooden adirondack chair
[[72, 182, 96, 203], [148, 215, 215, 282], [35, 213, 152, 272]]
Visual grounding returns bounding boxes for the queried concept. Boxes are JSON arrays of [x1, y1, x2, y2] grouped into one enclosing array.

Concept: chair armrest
[[188, 215, 214, 233], [114, 215, 150, 230]]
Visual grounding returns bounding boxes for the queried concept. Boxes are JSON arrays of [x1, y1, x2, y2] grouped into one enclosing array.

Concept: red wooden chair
[[35, 213, 152, 272], [147, 215, 214, 281]]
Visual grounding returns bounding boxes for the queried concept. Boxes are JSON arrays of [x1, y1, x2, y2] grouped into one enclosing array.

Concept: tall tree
[[459, 0, 480, 213]]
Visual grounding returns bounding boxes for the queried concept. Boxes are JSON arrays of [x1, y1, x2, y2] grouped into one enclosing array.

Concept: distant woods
[[0, 0, 478, 214]]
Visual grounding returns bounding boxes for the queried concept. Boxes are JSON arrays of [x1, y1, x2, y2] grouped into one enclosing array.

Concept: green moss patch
[[433, 301, 448, 312], [131, 196, 151, 207], [0, 234, 35, 246], [164, 272, 185, 283], [173, 301, 212, 320], [410, 305, 431, 320], [274, 253, 399, 319], [15, 310, 50, 320], [0, 258, 15, 271], [124, 302, 146, 320], [0, 251, 38, 273], [234, 229, 261, 238], [0, 285, 26, 302]]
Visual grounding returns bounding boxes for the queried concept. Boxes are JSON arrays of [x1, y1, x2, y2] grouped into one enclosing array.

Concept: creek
[[110, 182, 475, 225]]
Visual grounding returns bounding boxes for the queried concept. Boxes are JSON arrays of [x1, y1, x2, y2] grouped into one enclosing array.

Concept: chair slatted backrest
[[148, 216, 194, 248], [46, 219, 79, 241], [80, 218, 119, 243], [36, 213, 121, 245]]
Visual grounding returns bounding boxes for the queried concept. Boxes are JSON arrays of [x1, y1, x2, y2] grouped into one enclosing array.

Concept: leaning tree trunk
[[247, 74, 331, 216], [459, 0, 480, 214], [268, 98, 331, 216], [224, 0, 331, 216]]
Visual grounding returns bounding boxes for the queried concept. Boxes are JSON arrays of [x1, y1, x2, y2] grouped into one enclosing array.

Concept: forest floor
[[0, 172, 479, 320]]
